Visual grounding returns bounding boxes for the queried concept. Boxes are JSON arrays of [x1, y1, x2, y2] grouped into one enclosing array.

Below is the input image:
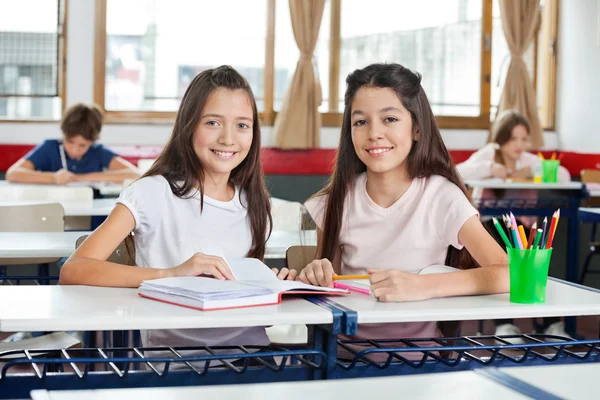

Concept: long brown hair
[[316, 63, 478, 271], [141, 66, 272, 259], [491, 110, 530, 166]]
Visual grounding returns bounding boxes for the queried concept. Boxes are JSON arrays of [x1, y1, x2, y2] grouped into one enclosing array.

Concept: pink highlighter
[[333, 281, 371, 295]]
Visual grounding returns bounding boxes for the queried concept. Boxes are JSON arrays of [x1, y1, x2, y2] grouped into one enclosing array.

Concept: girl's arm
[[370, 215, 509, 301], [456, 144, 497, 180], [59, 204, 167, 287], [60, 204, 234, 287], [75, 157, 141, 183]]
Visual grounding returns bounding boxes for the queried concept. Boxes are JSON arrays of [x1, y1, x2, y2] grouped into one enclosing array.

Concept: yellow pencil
[[537, 152, 545, 160], [551, 152, 557, 160], [518, 225, 528, 249], [333, 275, 370, 280]]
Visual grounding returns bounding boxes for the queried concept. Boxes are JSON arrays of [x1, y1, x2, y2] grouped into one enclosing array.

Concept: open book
[[138, 258, 349, 311]]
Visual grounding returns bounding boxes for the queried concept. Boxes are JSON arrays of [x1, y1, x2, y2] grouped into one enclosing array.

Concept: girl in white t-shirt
[[60, 66, 285, 352], [291, 63, 509, 344]]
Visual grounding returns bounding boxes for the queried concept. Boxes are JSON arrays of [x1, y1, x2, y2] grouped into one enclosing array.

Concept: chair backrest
[[0, 203, 64, 232], [75, 235, 135, 266], [271, 198, 304, 231], [581, 169, 600, 207], [285, 245, 317, 272], [0, 183, 93, 202], [0, 203, 64, 265]]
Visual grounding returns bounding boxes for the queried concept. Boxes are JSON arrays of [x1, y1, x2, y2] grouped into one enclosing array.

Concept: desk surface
[[330, 279, 600, 324], [465, 179, 583, 190], [0, 286, 332, 332], [500, 363, 600, 400], [0, 230, 316, 259], [29, 371, 527, 400]]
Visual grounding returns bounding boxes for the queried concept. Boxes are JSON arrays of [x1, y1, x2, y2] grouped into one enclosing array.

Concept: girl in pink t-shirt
[[293, 63, 509, 345]]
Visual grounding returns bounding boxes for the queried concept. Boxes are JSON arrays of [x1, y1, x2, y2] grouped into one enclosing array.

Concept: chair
[[137, 158, 156, 174], [75, 235, 136, 266], [285, 245, 317, 272], [579, 169, 600, 283], [0, 183, 94, 230], [0, 203, 64, 267], [271, 198, 304, 231]]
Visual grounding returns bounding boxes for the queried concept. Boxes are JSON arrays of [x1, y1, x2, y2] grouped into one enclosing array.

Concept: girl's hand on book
[[298, 259, 335, 288], [368, 269, 427, 302], [271, 267, 298, 280], [170, 253, 234, 280]]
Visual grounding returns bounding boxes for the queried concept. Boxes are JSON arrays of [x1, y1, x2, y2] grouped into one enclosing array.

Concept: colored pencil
[[332, 275, 370, 281], [545, 210, 560, 249], [537, 152, 545, 160], [532, 228, 543, 249], [527, 222, 537, 249], [551, 152, 557, 160], [508, 221, 521, 250], [492, 217, 513, 248], [509, 212, 524, 249], [539, 217, 548, 249], [518, 225, 528, 249], [557, 153, 564, 161]]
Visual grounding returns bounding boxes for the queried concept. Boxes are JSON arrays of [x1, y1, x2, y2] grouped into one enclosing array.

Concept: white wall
[[556, 0, 600, 153], [0, 0, 563, 150]]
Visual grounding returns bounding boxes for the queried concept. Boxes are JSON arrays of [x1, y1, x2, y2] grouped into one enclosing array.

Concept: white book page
[[226, 258, 278, 281], [419, 265, 460, 275]]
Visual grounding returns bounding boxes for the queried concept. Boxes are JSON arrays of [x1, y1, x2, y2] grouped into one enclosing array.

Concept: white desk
[[0, 286, 332, 332], [29, 371, 528, 400], [500, 363, 600, 400], [0, 230, 316, 259], [0, 199, 116, 217], [329, 279, 600, 324], [464, 179, 583, 190]]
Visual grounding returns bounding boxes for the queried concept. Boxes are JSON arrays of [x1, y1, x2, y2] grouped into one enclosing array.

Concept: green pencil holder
[[507, 248, 552, 304], [542, 160, 560, 183]]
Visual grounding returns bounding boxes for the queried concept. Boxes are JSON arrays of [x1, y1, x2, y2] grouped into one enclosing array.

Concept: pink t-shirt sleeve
[[304, 195, 327, 230], [433, 179, 479, 249]]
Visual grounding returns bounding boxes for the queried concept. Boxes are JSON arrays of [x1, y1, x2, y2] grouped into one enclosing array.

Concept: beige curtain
[[495, 0, 543, 147], [274, 0, 325, 149]]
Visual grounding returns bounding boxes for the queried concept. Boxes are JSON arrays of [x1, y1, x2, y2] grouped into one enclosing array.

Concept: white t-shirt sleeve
[[116, 175, 170, 235], [434, 179, 479, 249]]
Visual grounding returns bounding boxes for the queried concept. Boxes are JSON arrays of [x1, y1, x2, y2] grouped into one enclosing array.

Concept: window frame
[[94, 0, 557, 130], [0, 0, 67, 123]]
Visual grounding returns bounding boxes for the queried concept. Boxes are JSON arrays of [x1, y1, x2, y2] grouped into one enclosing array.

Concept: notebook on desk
[[138, 258, 349, 311]]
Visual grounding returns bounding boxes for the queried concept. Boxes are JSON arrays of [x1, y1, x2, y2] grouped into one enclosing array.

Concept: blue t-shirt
[[25, 139, 116, 174]]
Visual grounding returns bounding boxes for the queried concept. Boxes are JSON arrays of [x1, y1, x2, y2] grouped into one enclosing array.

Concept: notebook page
[[226, 258, 278, 281], [418, 265, 460, 274]]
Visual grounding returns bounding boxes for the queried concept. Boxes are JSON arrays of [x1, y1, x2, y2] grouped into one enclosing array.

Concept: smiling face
[[350, 86, 415, 176], [192, 88, 254, 181]]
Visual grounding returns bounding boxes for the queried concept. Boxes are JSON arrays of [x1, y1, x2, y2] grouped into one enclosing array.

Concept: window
[[0, 0, 65, 120], [94, 0, 557, 129], [490, 0, 556, 129], [99, 0, 267, 117]]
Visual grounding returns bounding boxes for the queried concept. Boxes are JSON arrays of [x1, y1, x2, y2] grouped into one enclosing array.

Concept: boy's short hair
[[60, 103, 104, 141]]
